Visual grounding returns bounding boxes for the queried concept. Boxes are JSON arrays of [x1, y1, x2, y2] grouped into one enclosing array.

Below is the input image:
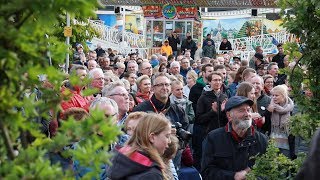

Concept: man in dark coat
[[168, 30, 180, 57], [295, 128, 320, 180], [181, 36, 197, 59], [219, 38, 232, 51], [193, 72, 228, 170], [201, 96, 268, 180], [188, 64, 213, 113], [272, 43, 286, 69], [133, 73, 189, 130]]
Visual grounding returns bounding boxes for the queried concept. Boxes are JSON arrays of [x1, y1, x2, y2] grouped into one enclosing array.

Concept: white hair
[[102, 81, 125, 97], [170, 61, 180, 68], [88, 68, 103, 79], [89, 97, 118, 114]]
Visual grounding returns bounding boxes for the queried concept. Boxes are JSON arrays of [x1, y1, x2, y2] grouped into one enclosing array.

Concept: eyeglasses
[[94, 77, 104, 81], [154, 83, 171, 87], [211, 79, 222, 82], [109, 93, 129, 97], [143, 67, 152, 70], [105, 112, 118, 118]]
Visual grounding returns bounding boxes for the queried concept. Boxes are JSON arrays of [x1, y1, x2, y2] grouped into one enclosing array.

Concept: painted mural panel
[[202, 18, 284, 52]]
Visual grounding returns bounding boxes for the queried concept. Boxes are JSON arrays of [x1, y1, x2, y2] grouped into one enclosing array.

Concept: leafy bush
[[0, 1, 120, 179], [247, 140, 305, 180]]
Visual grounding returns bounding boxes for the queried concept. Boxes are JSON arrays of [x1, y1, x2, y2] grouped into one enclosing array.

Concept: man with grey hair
[[170, 61, 180, 76], [88, 68, 104, 96], [126, 60, 138, 75], [90, 96, 129, 146], [138, 61, 153, 77], [201, 96, 267, 180], [248, 75, 271, 135], [90, 97, 118, 123], [102, 81, 129, 126], [87, 60, 98, 71]]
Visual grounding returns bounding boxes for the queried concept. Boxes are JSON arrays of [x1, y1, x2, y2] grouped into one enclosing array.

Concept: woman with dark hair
[[159, 63, 168, 73], [228, 66, 247, 97]]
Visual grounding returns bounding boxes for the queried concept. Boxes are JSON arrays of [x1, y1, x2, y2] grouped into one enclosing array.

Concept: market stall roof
[[101, 0, 277, 8]]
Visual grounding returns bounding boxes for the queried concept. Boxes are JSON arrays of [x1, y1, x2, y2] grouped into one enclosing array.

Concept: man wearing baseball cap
[[201, 96, 268, 180]]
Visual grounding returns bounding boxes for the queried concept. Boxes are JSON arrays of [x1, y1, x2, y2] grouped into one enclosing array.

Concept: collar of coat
[[225, 121, 255, 143]]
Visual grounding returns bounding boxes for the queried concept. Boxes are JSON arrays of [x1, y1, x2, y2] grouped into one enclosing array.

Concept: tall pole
[[122, 7, 125, 44], [65, 13, 70, 73]]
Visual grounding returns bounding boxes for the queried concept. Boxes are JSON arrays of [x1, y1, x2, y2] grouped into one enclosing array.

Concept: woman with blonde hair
[[107, 113, 172, 180], [268, 84, 294, 158], [183, 70, 198, 98], [135, 75, 152, 104]]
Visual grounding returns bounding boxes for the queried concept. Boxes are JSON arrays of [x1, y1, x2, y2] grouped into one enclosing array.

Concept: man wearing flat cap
[[201, 96, 268, 180], [249, 52, 265, 71]]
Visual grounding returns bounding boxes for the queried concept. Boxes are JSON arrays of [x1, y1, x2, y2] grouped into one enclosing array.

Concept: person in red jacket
[[60, 65, 90, 113]]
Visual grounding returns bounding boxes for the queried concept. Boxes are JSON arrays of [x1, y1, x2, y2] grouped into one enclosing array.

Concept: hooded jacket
[[189, 77, 206, 113], [107, 146, 163, 180]]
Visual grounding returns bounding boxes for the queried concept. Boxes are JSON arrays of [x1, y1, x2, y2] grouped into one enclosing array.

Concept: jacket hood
[[107, 146, 160, 179], [203, 84, 212, 91], [196, 77, 206, 87]]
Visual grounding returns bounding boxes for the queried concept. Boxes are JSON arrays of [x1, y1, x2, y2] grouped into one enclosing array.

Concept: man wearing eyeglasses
[[201, 96, 267, 180], [102, 81, 130, 126], [88, 68, 104, 97], [133, 73, 189, 130], [138, 61, 153, 77]]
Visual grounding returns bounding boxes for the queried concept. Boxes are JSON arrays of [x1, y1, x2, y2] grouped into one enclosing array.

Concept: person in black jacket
[[201, 96, 268, 180], [272, 43, 286, 69], [168, 30, 180, 57], [219, 38, 232, 51], [189, 64, 214, 113], [133, 73, 189, 130], [181, 36, 197, 59], [193, 71, 228, 170], [107, 113, 172, 180]]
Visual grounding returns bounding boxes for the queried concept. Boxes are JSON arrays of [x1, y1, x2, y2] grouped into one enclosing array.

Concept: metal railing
[[89, 20, 145, 48]]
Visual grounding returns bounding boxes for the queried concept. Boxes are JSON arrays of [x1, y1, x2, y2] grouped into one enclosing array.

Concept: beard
[[233, 118, 252, 131]]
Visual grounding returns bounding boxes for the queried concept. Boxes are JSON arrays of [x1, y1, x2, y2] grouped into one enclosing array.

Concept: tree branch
[[0, 121, 15, 160], [14, 10, 33, 29]]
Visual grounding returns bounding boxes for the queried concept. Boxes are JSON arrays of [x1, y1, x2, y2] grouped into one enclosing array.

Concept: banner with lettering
[[176, 6, 198, 19], [142, 5, 162, 18], [142, 4, 198, 19]]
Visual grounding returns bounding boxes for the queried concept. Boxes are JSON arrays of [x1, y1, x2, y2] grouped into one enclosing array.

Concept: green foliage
[[278, 0, 320, 141], [247, 140, 305, 180], [0, 0, 120, 179]]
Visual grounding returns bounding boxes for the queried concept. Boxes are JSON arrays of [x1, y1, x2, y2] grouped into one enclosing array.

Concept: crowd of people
[[40, 33, 313, 180]]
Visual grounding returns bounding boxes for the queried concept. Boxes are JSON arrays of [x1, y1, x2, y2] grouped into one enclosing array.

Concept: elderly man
[[201, 96, 267, 180], [170, 61, 180, 76], [88, 68, 104, 96], [87, 60, 98, 71], [90, 97, 119, 124], [102, 81, 129, 126], [248, 75, 271, 135], [138, 61, 153, 77], [126, 60, 138, 75]]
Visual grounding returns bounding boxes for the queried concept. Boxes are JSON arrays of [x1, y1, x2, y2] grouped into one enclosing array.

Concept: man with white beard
[[201, 96, 268, 180]]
